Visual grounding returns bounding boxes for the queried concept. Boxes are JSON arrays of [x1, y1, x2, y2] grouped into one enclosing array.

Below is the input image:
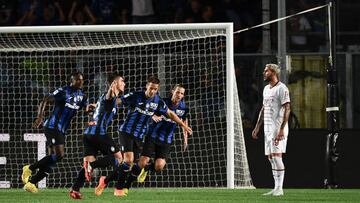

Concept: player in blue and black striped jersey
[[22, 72, 96, 193], [120, 84, 189, 192], [94, 77, 192, 197], [69, 73, 125, 199]]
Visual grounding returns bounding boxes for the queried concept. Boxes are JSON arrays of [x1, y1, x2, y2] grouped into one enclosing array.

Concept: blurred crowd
[[0, 0, 262, 52], [0, 0, 359, 53], [0, 0, 261, 26]]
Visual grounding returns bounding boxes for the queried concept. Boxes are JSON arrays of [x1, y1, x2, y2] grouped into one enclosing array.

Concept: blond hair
[[266, 63, 281, 78]]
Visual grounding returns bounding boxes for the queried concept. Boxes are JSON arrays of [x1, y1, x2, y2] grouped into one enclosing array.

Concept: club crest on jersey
[[149, 102, 158, 110], [176, 109, 185, 116], [73, 95, 83, 102]]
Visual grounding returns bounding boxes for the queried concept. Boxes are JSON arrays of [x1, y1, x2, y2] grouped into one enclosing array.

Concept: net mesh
[[0, 26, 252, 188]]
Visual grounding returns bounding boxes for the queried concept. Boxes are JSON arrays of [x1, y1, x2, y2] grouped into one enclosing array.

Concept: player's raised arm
[[252, 106, 264, 139], [166, 109, 192, 135], [32, 95, 54, 128]]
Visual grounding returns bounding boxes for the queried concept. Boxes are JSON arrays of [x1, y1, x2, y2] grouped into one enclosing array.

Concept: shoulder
[[263, 84, 270, 91], [179, 100, 187, 109], [163, 97, 172, 106], [122, 91, 136, 98], [278, 82, 289, 91], [51, 86, 66, 95], [78, 88, 86, 95]]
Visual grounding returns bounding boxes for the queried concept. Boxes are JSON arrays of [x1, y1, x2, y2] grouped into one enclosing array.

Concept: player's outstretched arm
[[167, 110, 192, 135], [32, 95, 54, 128], [252, 106, 264, 139]]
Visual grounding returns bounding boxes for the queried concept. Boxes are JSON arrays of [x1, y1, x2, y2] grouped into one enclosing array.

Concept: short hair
[[107, 72, 123, 84], [70, 71, 84, 81], [172, 84, 185, 91], [147, 76, 160, 85], [266, 64, 281, 78]]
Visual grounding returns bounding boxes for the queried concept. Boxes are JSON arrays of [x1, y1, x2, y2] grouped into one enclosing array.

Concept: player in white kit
[[252, 64, 291, 196]]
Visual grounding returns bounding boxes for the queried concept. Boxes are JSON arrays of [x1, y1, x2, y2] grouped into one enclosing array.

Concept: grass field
[[1, 188, 360, 203]]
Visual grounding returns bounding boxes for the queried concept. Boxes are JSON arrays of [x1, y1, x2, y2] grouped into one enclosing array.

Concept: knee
[[154, 159, 166, 172], [138, 157, 150, 168], [123, 153, 134, 164]]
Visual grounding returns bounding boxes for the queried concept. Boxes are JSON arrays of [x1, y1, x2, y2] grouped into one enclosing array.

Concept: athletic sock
[[115, 162, 131, 189], [29, 154, 55, 171], [72, 168, 85, 192], [124, 163, 142, 189], [273, 157, 285, 190]]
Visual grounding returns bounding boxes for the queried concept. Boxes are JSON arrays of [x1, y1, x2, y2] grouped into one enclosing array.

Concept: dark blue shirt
[[84, 94, 117, 136], [147, 98, 188, 144], [119, 91, 168, 140], [44, 86, 88, 134]]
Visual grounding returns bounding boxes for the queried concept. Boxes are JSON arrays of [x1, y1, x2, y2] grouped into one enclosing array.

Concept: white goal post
[[0, 23, 253, 189]]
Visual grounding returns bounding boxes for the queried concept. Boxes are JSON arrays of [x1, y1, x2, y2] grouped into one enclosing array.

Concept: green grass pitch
[[0, 188, 359, 203]]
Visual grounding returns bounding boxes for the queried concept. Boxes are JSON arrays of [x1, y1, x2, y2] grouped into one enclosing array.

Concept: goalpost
[[0, 23, 253, 189]]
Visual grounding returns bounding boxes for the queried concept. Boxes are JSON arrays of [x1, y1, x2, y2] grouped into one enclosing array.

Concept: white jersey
[[263, 82, 290, 138]]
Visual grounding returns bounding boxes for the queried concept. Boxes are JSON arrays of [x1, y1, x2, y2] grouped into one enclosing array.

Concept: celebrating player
[[69, 73, 125, 199], [22, 72, 95, 193], [112, 84, 189, 194], [93, 76, 192, 197], [252, 64, 291, 196]]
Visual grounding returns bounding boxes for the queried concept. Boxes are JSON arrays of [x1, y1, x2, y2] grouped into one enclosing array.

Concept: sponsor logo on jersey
[[65, 102, 80, 110], [162, 116, 176, 124], [135, 107, 154, 116]]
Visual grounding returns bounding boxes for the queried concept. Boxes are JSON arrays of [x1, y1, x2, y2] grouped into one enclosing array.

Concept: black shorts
[[44, 127, 65, 147], [83, 134, 120, 157], [141, 137, 171, 159], [119, 131, 143, 156]]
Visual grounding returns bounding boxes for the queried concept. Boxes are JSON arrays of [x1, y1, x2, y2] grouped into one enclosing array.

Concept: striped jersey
[[84, 94, 117, 136], [44, 86, 88, 134], [147, 97, 188, 144], [119, 91, 168, 140], [263, 82, 290, 137]]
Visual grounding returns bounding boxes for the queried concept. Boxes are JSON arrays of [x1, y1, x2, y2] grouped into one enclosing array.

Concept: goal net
[[0, 24, 253, 189]]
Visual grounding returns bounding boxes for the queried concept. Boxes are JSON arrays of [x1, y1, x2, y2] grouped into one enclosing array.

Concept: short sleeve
[[156, 99, 168, 116], [119, 92, 136, 107], [49, 87, 64, 102], [279, 85, 290, 105], [81, 96, 89, 108]]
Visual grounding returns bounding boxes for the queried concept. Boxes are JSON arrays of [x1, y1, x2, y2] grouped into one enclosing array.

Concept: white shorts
[[264, 131, 288, 155]]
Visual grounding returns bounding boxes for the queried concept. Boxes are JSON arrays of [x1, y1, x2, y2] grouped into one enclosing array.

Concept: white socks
[[272, 157, 285, 190], [269, 158, 278, 190]]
